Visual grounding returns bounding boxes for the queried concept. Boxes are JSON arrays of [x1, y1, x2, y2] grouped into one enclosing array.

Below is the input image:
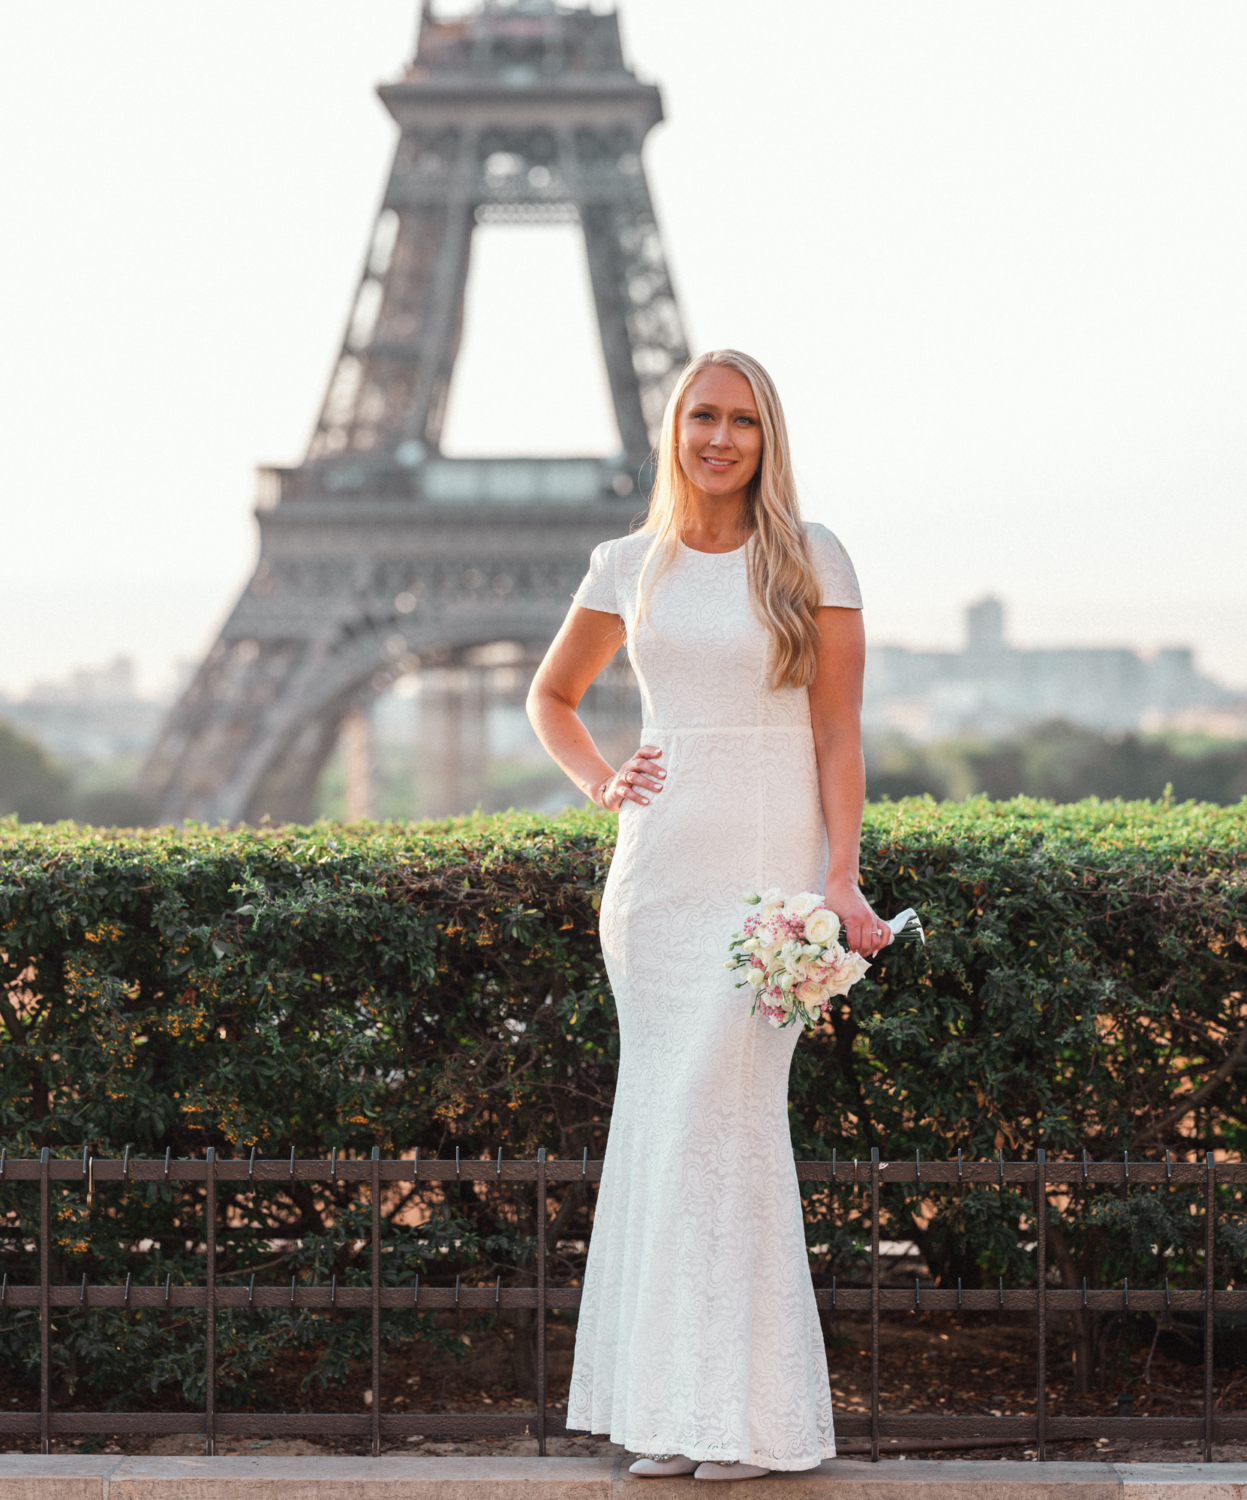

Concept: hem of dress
[[565, 1414, 835, 1470]]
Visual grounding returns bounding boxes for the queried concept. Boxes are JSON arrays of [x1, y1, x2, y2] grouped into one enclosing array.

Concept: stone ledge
[[1, 1456, 1246, 1500]]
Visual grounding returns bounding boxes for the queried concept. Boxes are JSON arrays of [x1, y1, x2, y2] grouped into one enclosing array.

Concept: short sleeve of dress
[[806, 522, 863, 609], [572, 540, 620, 613]]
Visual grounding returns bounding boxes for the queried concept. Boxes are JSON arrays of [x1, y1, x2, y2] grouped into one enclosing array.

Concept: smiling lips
[[702, 456, 736, 470]]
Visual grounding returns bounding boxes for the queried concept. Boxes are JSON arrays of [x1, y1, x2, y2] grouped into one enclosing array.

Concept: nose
[[709, 418, 734, 448]]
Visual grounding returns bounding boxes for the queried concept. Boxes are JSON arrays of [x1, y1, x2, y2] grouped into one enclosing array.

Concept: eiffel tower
[[143, 0, 687, 824]]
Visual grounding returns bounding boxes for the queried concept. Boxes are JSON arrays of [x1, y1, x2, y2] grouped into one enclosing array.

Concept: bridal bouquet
[[725, 889, 923, 1029]]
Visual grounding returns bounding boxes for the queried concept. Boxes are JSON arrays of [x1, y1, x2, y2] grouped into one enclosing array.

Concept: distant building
[[864, 597, 1235, 741], [1, 656, 166, 764]]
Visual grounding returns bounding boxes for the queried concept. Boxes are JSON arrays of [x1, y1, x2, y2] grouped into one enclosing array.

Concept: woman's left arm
[[808, 606, 893, 957]]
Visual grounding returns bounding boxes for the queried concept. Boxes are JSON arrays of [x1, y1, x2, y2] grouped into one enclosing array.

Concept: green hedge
[[1, 798, 1246, 1403]]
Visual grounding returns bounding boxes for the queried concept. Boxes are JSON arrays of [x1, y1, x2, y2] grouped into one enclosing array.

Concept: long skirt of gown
[[564, 720, 837, 1470]]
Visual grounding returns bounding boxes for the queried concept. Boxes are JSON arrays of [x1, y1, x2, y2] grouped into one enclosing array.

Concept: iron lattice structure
[[143, 1, 687, 824]]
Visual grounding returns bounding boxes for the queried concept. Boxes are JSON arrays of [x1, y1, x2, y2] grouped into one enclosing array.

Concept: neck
[[680, 488, 752, 553]]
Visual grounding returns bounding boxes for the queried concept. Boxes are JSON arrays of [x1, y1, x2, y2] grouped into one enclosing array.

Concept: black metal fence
[[0, 1147, 1242, 1462]]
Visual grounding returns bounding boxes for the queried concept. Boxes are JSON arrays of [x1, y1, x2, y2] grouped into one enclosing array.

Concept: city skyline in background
[[2, 0, 1246, 707]]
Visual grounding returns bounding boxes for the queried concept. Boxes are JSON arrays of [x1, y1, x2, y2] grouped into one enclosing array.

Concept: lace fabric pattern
[[564, 525, 861, 1469]]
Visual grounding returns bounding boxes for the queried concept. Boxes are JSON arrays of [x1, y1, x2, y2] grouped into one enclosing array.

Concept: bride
[[526, 349, 892, 1480]]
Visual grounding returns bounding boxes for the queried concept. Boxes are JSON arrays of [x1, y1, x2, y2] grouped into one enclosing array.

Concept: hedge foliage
[[1, 797, 1246, 1403]]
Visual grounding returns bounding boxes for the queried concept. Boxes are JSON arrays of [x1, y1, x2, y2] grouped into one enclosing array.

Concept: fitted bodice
[[573, 525, 863, 734]]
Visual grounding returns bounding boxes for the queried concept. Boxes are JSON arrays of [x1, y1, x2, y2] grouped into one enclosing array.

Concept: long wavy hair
[[634, 349, 822, 691]]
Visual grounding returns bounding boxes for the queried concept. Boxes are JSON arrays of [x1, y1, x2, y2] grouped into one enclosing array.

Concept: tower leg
[[341, 705, 375, 822]]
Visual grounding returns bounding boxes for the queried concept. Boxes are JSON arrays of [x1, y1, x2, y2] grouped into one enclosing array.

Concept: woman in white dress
[[526, 349, 892, 1481]]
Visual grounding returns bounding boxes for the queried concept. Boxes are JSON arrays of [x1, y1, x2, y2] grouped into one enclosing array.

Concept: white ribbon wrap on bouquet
[[886, 907, 925, 943]]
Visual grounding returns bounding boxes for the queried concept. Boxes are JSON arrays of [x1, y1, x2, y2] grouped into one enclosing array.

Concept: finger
[[635, 745, 663, 758], [625, 765, 664, 787], [621, 768, 663, 793], [630, 754, 665, 779]]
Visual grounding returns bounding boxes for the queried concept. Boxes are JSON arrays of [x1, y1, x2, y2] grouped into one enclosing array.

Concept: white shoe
[[630, 1455, 699, 1477], [693, 1463, 771, 1481]]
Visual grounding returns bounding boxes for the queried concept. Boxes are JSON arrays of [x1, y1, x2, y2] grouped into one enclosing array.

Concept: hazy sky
[[2, 0, 1245, 697]]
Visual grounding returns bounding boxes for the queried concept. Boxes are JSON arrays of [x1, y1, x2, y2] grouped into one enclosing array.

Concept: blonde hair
[[634, 349, 822, 691]]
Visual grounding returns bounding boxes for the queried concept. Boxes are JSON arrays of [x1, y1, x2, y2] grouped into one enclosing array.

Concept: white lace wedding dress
[[564, 523, 863, 1470]]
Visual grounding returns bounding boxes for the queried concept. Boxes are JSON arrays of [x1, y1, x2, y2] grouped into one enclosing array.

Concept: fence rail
[[0, 1147, 1236, 1461]]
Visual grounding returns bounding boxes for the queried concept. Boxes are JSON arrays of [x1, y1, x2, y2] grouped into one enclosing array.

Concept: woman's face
[[676, 366, 763, 499]]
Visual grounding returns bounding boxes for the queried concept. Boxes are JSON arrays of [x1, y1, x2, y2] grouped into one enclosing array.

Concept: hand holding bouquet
[[725, 889, 923, 1029]]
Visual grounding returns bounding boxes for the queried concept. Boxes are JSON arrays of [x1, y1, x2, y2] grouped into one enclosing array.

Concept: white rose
[[804, 909, 840, 946], [756, 888, 785, 918], [825, 952, 871, 997], [784, 890, 822, 919]]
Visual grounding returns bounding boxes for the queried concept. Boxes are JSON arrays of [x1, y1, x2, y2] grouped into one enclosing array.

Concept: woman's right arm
[[526, 606, 665, 810]]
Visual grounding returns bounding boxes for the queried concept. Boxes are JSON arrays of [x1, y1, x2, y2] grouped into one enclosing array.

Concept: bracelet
[[597, 776, 612, 807]]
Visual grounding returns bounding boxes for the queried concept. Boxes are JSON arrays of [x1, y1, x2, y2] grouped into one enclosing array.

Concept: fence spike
[[1124, 1150, 1129, 1183], [330, 1148, 337, 1177], [123, 1273, 131, 1309], [248, 1274, 255, 1308], [915, 1277, 921, 1309], [122, 1145, 131, 1182], [1124, 1277, 1129, 1308], [915, 1149, 921, 1184], [998, 1276, 1004, 1308], [832, 1275, 837, 1307], [413, 1273, 419, 1307], [496, 1275, 501, 1306], [165, 1273, 172, 1307], [248, 1146, 256, 1183], [1165, 1277, 1171, 1307], [957, 1277, 962, 1308], [454, 1274, 460, 1305], [289, 1146, 296, 1181], [331, 1274, 337, 1306], [413, 1146, 420, 1182], [290, 1277, 296, 1306], [581, 1147, 588, 1179], [832, 1148, 837, 1181], [957, 1149, 963, 1182], [80, 1275, 88, 1306], [1082, 1277, 1088, 1308], [1082, 1149, 1088, 1183], [0, 1147, 5, 1180], [998, 1150, 1004, 1185], [164, 1147, 171, 1180], [498, 1147, 504, 1179], [1, 1273, 7, 1309], [455, 1146, 461, 1178], [1166, 1149, 1173, 1182]]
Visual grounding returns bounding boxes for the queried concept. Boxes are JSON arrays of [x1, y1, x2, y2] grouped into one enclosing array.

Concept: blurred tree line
[[867, 718, 1247, 806], [0, 719, 157, 826]]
